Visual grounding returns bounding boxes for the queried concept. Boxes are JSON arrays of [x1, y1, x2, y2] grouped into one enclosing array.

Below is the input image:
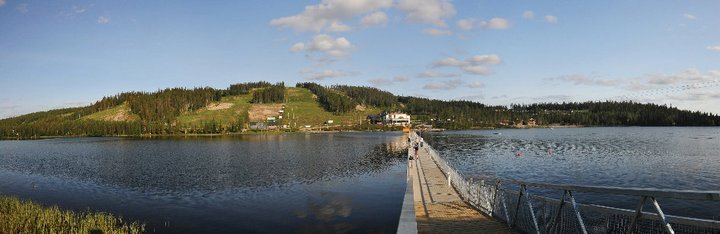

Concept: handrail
[[467, 175, 720, 201]]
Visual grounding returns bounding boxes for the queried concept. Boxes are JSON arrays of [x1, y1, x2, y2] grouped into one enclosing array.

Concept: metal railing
[[409, 132, 720, 234]]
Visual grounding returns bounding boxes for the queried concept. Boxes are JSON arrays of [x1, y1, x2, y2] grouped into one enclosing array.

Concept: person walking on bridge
[[413, 141, 420, 159]]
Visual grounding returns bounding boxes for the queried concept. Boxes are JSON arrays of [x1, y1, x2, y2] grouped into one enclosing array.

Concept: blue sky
[[1, 0, 719, 118]]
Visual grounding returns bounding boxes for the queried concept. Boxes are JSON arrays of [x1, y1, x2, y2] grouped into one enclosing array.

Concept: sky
[[1, 0, 720, 118]]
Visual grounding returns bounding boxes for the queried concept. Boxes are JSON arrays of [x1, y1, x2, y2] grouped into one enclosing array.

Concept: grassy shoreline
[[0, 196, 144, 234]]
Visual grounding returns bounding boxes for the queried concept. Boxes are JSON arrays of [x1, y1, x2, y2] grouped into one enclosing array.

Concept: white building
[[383, 112, 411, 126]]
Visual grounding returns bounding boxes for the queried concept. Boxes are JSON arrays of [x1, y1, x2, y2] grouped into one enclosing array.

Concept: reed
[[0, 196, 144, 234]]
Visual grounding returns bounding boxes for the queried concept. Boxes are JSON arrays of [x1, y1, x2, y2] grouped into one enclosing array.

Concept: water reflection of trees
[[0, 135, 407, 192], [100, 135, 407, 191]]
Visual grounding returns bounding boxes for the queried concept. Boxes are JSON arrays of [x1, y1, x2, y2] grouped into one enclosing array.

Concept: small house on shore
[[367, 112, 411, 126]]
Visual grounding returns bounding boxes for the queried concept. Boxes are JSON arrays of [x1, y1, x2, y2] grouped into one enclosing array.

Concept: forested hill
[[1, 82, 719, 138]]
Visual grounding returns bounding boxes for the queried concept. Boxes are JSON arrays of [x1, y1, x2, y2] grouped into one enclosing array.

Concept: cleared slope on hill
[[82, 103, 140, 122], [284, 87, 380, 127], [176, 94, 252, 129]]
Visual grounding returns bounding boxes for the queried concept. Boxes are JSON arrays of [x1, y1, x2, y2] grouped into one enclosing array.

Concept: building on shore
[[367, 112, 411, 126]]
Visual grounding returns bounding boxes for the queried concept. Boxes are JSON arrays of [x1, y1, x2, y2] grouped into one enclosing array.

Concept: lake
[[0, 132, 408, 233], [423, 127, 720, 220]]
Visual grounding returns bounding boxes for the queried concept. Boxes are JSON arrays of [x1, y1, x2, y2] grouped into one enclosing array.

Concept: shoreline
[[0, 129, 404, 140], [4, 125, 719, 140]]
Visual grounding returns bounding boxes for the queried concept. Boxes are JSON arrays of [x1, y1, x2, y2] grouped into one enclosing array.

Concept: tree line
[[298, 83, 720, 129], [2, 81, 719, 138], [226, 81, 272, 95], [333, 85, 399, 109], [251, 82, 285, 103], [296, 82, 356, 113]]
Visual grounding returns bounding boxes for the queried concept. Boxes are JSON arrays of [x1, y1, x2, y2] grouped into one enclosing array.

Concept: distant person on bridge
[[413, 141, 419, 159]]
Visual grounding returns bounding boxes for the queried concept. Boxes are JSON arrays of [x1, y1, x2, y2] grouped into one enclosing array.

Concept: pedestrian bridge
[[398, 132, 720, 234]]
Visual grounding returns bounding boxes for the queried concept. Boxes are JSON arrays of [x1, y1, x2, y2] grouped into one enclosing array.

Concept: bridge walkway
[[409, 146, 512, 234]]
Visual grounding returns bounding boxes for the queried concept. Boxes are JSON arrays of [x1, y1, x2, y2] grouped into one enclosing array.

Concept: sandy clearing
[[104, 108, 133, 121], [248, 104, 283, 122], [206, 102, 234, 111]]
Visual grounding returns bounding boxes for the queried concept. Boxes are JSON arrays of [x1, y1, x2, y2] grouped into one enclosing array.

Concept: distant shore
[[0, 128, 404, 140], [7, 124, 719, 140]]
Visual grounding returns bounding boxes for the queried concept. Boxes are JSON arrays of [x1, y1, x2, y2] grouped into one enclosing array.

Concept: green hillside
[[0, 84, 391, 138], [284, 87, 380, 128], [176, 94, 253, 130], [82, 103, 141, 122]]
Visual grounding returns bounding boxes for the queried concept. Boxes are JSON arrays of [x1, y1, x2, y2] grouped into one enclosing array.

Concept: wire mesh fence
[[410, 132, 720, 234]]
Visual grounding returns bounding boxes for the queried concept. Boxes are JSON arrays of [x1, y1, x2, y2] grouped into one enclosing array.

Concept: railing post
[[568, 191, 588, 234], [512, 184, 525, 228], [523, 185, 541, 234], [501, 190, 512, 228], [650, 197, 675, 234], [626, 196, 647, 234], [491, 182, 501, 216], [549, 190, 567, 234]]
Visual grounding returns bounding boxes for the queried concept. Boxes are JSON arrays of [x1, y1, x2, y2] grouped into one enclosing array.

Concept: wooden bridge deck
[[409, 146, 511, 234]]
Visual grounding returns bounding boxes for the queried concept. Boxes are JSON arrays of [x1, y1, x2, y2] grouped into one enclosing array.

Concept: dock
[[403, 144, 511, 233]]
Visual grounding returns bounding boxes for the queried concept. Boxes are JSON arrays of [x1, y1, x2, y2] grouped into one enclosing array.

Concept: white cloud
[[457, 17, 510, 31], [468, 81, 485, 88], [327, 21, 352, 32], [536, 95, 573, 102], [368, 75, 410, 86], [684, 13, 696, 20], [270, 0, 392, 32], [490, 95, 509, 100], [509, 95, 574, 102], [15, 3, 28, 13], [458, 94, 484, 100], [423, 80, 464, 90], [393, 75, 409, 82], [417, 71, 460, 78], [97, 16, 111, 24], [433, 57, 469, 67], [522, 10, 534, 19], [361, 11, 388, 27], [290, 43, 305, 52], [304, 70, 350, 80], [0, 0, 6, 7], [73, 6, 87, 14], [666, 91, 720, 101], [290, 34, 354, 59], [396, 0, 455, 27], [545, 15, 558, 23], [645, 69, 720, 86], [456, 19, 474, 31], [548, 74, 622, 87], [462, 66, 492, 75], [431, 54, 501, 76], [707, 45, 720, 52], [480, 17, 511, 29], [63, 101, 91, 107], [63, 5, 92, 16], [469, 54, 502, 65], [369, 79, 394, 86], [423, 28, 452, 36]]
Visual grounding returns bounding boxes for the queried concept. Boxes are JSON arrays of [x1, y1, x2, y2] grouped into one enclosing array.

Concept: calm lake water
[[0, 132, 408, 233], [424, 127, 720, 219]]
